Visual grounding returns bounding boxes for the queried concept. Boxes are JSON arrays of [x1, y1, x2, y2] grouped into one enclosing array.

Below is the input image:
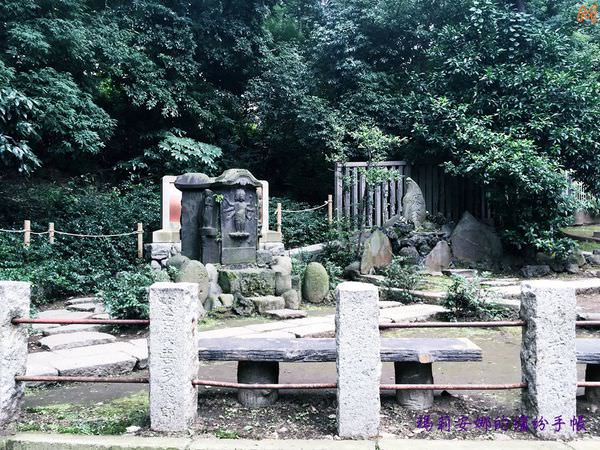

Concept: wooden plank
[[432, 166, 439, 216], [198, 338, 482, 363], [344, 166, 351, 218], [375, 184, 382, 226], [367, 186, 373, 227], [335, 163, 343, 221], [382, 176, 389, 223], [359, 170, 366, 227], [390, 176, 396, 217], [344, 161, 408, 168], [352, 168, 359, 226], [576, 339, 600, 364]]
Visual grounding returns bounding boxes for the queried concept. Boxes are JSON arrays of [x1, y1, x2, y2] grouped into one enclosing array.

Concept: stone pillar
[[395, 362, 434, 410], [0, 281, 30, 435], [237, 361, 279, 408], [149, 282, 200, 432], [335, 282, 381, 439], [520, 280, 576, 440]]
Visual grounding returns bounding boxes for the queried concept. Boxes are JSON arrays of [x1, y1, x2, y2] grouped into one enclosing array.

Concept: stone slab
[[287, 322, 335, 338], [36, 310, 95, 320], [244, 316, 332, 332], [576, 339, 600, 364], [248, 295, 285, 314], [42, 350, 137, 377], [66, 303, 98, 312], [41, 324, 104, 336], [39, 331, 116, 351], [378, 301, 403, 309], [379, 304, 446, 323], [65, 297, 98, 306], [264, 309, 308, 320]]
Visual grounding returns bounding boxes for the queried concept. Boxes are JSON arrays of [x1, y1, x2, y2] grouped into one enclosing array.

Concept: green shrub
[[0, 179, 160, 305], [270, 196, 330, 248], [380, 256, 421, 303], [442, 276, 507, 320], [99, 267, 157, 320]]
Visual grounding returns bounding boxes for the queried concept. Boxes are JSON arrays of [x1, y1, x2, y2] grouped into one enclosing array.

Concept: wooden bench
[[198, 337, 482, 409], [577, 339, 600, 404]]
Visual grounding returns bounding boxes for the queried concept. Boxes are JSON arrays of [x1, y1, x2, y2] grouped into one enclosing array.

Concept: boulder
[[402, 177, 427, 228], [256, 249, 273, 267], [233, 295, 255, 316], [205, 263, 222, 299], [203, 296, 223, 311], [342, 261, 361, 280], [302, 262, 329, 303], [586, 254, 600, 266], [175, 260, 209, 302], [360, 229, 393, 274], [424, 241, 452, 275], [271, 256, 293, 295], [282, 289, 300, 310], [218, 293, 235, 308], [449, 211, 502, 265], [520, 265, 552, 278], [398, 246, 420, 264], [248, 295, 285, 314], [218, 268, 276, 296], [166, 254, 190, 270]]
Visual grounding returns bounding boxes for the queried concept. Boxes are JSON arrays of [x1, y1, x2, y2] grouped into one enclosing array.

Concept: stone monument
[[402, 177, 426, 228], [175, 169, 261, 265]]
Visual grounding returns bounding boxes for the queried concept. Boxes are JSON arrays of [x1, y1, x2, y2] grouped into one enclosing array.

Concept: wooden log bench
[[577, 339, 600, 404], [198, 337, 482, 409]]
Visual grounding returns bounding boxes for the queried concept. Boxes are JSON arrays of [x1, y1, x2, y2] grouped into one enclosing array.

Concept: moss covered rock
[[302, 262, 329, 303]]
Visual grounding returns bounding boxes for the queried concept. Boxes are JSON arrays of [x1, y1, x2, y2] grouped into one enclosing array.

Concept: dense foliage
[[0, 180, 160, 306], [1, 0, 599, 253]]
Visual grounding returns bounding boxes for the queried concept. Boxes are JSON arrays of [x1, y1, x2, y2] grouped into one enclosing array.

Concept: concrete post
[[520, 280, 577, 440], [0, 281, 30, 435], [335, 282, 381, 439], [149, 282, 200, 432]]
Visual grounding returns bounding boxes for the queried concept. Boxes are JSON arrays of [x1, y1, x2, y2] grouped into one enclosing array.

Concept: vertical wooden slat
[[48, 222, 55, 244], [367, 186, 373, 227], [375, 184, 382, 227], [352, 168, 359, 226], [344, 166, 351, 219], [382, 174, 389, 223], [335, 163, 343, 221], [359, 170, 366, 227], [432, 166, 439, 216], [328, 194, 333, 225], [276, 203, 282, 233], [390, 175, 396, 217]]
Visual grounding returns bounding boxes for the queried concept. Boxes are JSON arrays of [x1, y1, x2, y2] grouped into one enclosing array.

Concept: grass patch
[[416, 274, 454, 292], [563, 225, 600, 238], [18, 392, 148, 435]]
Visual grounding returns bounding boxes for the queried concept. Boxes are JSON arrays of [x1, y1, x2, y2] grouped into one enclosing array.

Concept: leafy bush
[[0, 179, 160, 305], [380, 256, 421, 303], [270, 196, 330, 248], [99, 268, 157, 320], [442, 276, 507, 320]]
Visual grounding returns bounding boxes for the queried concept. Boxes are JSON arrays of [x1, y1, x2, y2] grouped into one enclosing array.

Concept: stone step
[[31, 310, 97, 334], [38, 331, 117, 351], [66, 302, 100, 312], [264, 309, 308, 320], [379, 304, 447, 323], [65, 297, 98, 306], [248, 296, 285, 314], [41, 324, 104, 336], [379, 301, 403, 309]]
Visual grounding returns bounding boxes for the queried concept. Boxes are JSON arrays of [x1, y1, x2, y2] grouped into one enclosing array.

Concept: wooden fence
[[334, 161, 491, 227]]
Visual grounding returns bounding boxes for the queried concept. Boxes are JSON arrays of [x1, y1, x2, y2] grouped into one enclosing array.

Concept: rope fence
[[0, 220, 144, 258], [275, 194, 333, 233]]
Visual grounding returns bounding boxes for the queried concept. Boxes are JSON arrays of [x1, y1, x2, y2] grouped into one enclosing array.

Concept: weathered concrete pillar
[[0, 281, 30, 435], [520, 280, 576, 440], [237, 361, 279, 408], [335, 281, 381, 439], [149, 282, 200, 432], [395, 362, 434, 410]]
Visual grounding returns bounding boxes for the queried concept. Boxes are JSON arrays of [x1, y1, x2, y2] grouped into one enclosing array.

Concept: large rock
[[449, 211, 502, 265], [424, 241, 451, 275], [271, 256, 292, 295], [402, 177, 427, 228], [282, 289, 300, 310], [205, 263, 222, 299], [218, 268, 276, 296], [302, 262, 329, 303], [520, 265, 552, 278], [166, 254, 190, 270], [248, 295, 285, 314], [398, 246, 420, 264], [360, 229, 393, 274], [175, 260, 210, 302]]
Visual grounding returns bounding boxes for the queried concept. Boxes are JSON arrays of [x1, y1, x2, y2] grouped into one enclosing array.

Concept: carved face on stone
[[235, 189, 246, 202]]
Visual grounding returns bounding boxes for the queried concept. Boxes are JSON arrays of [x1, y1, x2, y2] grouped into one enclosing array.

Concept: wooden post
[[48, 223, 55, 244], [23, 220, 30, 248], [327, 194, 333, 225], [276, 203, 282, 234], [137, 223, 144, 258]]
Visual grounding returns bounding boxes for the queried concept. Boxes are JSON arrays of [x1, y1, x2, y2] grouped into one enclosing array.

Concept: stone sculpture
[[402, 177, 427, 228]]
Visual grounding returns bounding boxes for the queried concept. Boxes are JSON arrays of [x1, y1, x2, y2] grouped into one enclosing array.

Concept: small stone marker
[[0, 281, 30, 435], [302, 262, 329, 303], [520, 280, 576, 440], [335, 282, 381, 438], [149, 282, 200, 432], [360, 229, 393, 274], [247, 295, 285, 314], [424, 240, 451, 275]]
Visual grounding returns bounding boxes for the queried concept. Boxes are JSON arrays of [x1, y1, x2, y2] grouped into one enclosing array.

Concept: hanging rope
[[281, 201, 329, 213]]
